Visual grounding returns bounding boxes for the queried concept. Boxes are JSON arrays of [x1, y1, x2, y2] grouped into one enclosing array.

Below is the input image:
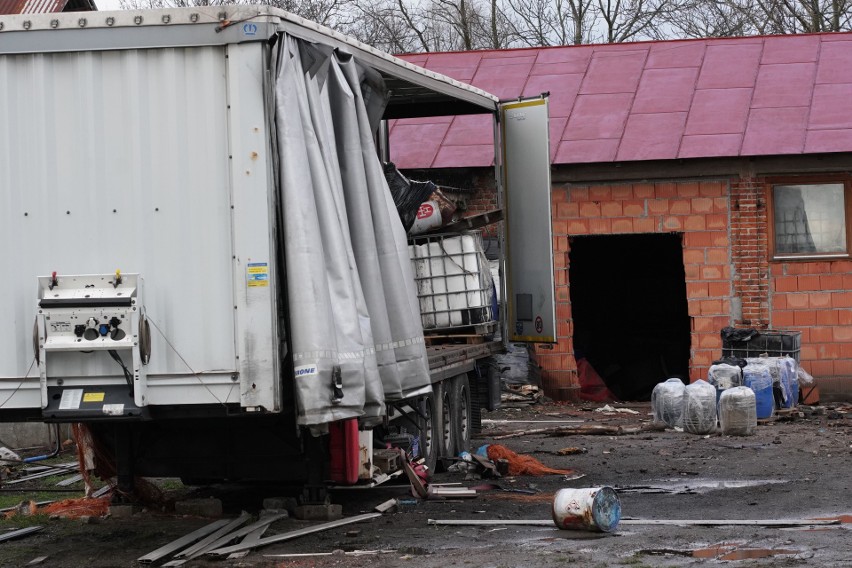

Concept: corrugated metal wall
[[0, 46, 238, 382]]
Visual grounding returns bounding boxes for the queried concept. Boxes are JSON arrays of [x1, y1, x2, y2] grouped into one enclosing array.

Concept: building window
[[770, 179, 851, 259]]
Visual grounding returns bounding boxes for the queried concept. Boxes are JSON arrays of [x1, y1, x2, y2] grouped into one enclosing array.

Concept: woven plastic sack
[[719, 386, 757, 436], [651, 378, 685, 428], [682, 379, 717, 434]]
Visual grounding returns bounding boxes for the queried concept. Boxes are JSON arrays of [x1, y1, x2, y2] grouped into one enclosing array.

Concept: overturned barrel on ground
[[552, 487, 621, 532]]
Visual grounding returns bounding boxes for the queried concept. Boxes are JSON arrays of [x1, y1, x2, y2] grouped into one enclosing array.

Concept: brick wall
[[535, 179, 733, 399], [770, 260, 852, 376]]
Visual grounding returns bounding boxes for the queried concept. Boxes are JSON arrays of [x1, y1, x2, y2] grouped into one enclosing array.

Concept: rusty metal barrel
[[552, 487, 621, 532]]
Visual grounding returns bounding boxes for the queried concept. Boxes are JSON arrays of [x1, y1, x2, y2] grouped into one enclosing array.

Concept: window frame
[[766, 175, 852, 261]]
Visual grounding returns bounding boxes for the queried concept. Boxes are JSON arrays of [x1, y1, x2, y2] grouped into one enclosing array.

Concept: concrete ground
[[0, 401, 849, 567]]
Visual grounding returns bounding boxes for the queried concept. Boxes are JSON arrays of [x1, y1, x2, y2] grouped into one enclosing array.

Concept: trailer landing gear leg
[[110, 424, 138, 514], [294, 432, 341, 521]]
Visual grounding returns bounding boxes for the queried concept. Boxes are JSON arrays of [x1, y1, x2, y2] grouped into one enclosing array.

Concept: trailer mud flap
[[43, 385, 148, 422]]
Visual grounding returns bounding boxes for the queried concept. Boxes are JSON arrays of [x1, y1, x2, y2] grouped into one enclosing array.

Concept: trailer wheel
[[440, 384, 454, 461], [417, 393, 439, 476], [450, 374, 472, 455]]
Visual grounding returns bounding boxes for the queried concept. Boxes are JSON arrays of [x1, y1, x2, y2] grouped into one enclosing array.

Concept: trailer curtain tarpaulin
[[274, 34, 432, 426]]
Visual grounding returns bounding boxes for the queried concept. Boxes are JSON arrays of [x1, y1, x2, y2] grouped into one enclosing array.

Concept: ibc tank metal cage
[[722, 330, 802, 362], [408, 231, 497, 332]]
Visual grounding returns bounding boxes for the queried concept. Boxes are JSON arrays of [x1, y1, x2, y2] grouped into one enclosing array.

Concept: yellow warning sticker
[[247, 262, 269, 287], [83, 392, 105, 403]]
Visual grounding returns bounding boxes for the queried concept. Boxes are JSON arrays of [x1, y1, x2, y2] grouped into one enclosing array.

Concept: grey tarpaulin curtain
[[275, 34, 431, 426]]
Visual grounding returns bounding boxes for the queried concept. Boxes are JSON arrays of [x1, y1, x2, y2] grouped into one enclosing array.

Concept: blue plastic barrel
[[743, 363, 774, 419]]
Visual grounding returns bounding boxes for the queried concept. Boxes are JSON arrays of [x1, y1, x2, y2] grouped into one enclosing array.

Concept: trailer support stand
[[113, 424, 136, 502]]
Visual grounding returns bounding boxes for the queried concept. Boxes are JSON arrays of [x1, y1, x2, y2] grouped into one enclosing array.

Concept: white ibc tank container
[[409, 232, 494, 330], [719, 386, 757, 436], [651, 378, 686, 428], [682, 379, 717, 434]]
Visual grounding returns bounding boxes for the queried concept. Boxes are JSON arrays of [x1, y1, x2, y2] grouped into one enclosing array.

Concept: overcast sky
[[96, 0, 124, 10]]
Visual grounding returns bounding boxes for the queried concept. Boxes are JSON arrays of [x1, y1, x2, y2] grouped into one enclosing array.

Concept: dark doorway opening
[[569, 233, 691, 400]]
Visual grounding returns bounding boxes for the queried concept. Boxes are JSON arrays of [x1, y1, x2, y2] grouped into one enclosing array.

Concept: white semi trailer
[[0, 6, 555, 499]]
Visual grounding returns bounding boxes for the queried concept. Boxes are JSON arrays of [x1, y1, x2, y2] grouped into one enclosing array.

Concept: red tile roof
[[391, 33, 852, 168]]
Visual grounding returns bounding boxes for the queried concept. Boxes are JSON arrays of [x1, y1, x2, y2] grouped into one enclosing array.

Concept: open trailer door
[[499, 96, 556, 344]]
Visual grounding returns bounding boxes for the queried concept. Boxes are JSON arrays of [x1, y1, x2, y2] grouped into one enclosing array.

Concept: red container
[[329, 418, 359, 485]]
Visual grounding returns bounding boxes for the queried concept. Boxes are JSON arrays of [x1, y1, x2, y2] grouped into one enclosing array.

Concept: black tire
[[439, 383, 454, 461], [417, 393, 439, 476], [450, 373, 472, 455]]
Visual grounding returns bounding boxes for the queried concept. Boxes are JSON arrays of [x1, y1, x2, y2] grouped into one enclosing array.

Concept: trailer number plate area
[[59, 389, 83, 410]]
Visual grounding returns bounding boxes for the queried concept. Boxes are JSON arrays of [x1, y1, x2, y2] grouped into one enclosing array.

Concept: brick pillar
[[730, 178, 770, 329]]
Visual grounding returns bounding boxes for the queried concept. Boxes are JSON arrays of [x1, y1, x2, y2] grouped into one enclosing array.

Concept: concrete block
[[262, 497, 288, 510], [174, 497, 223, 518], [260, 508, 289, 519], [294, 504, 342, 521]]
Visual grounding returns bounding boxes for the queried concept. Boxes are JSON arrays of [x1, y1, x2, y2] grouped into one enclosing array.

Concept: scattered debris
[[41, 497, 110, 519], [264, 549, 396, 558], [373, 498, 398, 513], [554, 447, 587, 456], [427, 486, 477, 499], [207, 513, 383, 556], [501, 384, 542, 404], [56, 474, 83, 487], [0, 447, 21, 464], [138, 518, 232, 564], [482, 419, 585, 425], [484, 445, 575, 476], [26, 556, 48, 565], [198, 513, 288, 556], [226, 524, 269, 560], [171, 511, 252, 561], [90, 485, 112, 499], [639, 545, 803, 560], [4, 462, 79, 485], [0, 526, 44, 543], [595, 405, 640, 414], [0, 500, 54, 514], [492, 422, 665, 440], [615, 478, 788, 495]]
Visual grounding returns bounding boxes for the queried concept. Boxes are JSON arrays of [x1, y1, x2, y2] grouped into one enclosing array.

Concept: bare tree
[[508, 0, 596, 46], [595, 0, 672, 42], [735, 0, 852, 33], [665, 0, 752, 37]]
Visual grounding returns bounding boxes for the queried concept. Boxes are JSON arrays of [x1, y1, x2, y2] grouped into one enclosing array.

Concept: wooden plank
[[56, 474, 83, 487], [373, 499, 398, 513], [0, 526, 44, 543], [226, 524, 270, 560], [194, 514, 288, 555], [207, 513, 383, 556], [174, 511, 251, 558], [137, 519, 231, 564]]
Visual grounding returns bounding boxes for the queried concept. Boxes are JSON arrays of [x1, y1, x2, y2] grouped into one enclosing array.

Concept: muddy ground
[[0, 401, 849, 567]]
